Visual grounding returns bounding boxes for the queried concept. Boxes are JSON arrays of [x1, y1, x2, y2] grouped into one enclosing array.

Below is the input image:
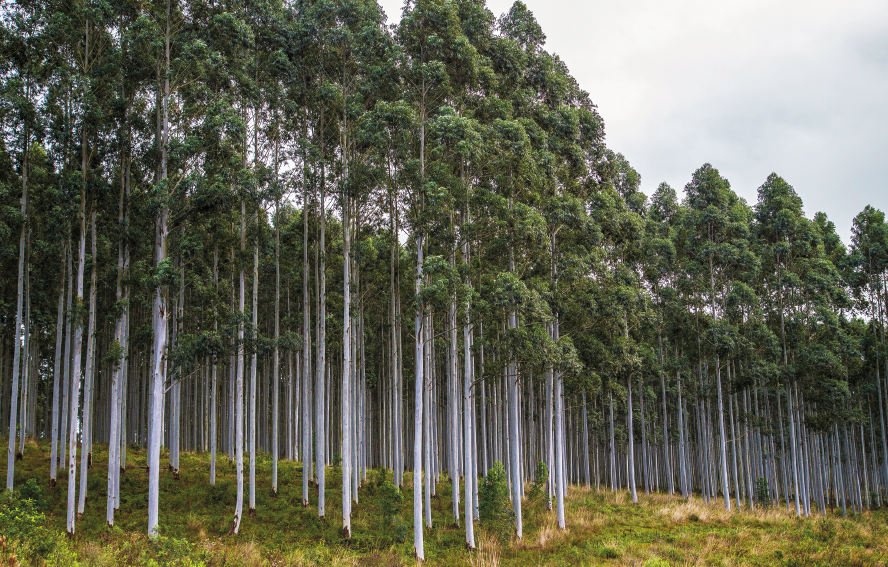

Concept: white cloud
[[377, 0, 888, 243]]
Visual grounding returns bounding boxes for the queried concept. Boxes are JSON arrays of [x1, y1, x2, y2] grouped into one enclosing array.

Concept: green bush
[[206, 480, 234, 505], [527, 461, 548, 505], [0, 488, 46, 542], [0, 480, 56, 561], [597, 545, 619, 559], [145, 530, 208, 566], [755, 477, 770, 506], [478, 461, 514, 542], [369, 469, 408, 543], [19, 478, 47, 512]]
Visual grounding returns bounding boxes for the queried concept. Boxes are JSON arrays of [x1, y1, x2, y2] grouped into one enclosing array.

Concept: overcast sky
[[377, 0, 888, 244]]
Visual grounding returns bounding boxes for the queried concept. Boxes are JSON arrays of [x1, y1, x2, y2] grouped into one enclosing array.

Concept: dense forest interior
[[1, 0, 888, 561]]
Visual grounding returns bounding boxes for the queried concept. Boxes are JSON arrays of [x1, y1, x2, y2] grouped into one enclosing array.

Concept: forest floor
[[3, 439, 888, 566]]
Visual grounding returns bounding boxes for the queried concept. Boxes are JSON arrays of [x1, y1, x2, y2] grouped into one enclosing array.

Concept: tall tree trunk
[[342, 177, 353, 539], [50, 241, 66, 487], [302, 128, 312, 507], [148, 3, 171, 534], [231, 200, 246, 535], [659, 332, 673, 495], [78, 210, 98, 517], [626, 372, 638, 505], [249, 222, 258, 515], [272, 136, 280, 494], [463, 237, 475, 549], [6, 86, 29, 490], [413, 232, 425, 560], [316, 120, 327, 519], [211, 244, 218, 485]]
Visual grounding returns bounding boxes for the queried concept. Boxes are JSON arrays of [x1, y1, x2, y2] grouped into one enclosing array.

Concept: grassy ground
[[3, 438, 888, 566]]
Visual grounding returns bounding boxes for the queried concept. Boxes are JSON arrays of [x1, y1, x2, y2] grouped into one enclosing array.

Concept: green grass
[[4, 438, 888, 566]]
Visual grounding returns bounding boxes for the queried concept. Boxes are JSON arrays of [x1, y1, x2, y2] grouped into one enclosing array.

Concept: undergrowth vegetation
[[5, 441, 888, 566]]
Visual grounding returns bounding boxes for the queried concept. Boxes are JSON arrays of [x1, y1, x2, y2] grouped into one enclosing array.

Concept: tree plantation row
[[2, 0, 887, 560]]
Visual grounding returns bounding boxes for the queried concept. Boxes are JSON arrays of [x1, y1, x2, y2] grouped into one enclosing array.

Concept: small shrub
[[145, 528, 206, 566], [755, 477, 770, 506], [814, 518, 836, 542], [478, 461, 514, 542], [688, 513, 699, 522], [527, 461, 548, 505], [206, 480, 234, 505], [370, 469, 408, 543], [46, 535, 79, 567], [0, 488, 46, 542], [0, 483, 55, 562], [598, 546, 619, 559], [19, 478, 47, 512]]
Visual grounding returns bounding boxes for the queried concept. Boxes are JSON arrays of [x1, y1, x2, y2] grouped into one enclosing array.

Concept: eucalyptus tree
[[105, 0, 147, 524], [848, 206, 888, 500], [144, 0, 220, 535], [308, 0, 389, 537], [423, 3, 497, 532], [395, 0, 480, 556], [644, 182, 680, 495], [755, 173, 814, 515], [1, 0, 51, 491], [681, 164, 753, 511], [587, 151, 645, 503]]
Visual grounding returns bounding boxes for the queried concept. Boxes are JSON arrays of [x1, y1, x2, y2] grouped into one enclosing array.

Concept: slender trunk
[[463, 240, 475, 548], [582, 391, 590, 488], [317, 123, 327, 518], [627, 372, 638, 504], [6, 88, 29, 490], [659, 333, 673, 495], [78, 210, 98, 516], [211, 245, 218, 485], [50, 242, 66, 486], [555, 360, 566, 528], [231, 201, 246, 535], [302, 129, 312, 507], [342, 180, 353, 538], [639, 374, 649, 494], [545, 358, 554, 509], [272, 142, 280, 494], [413, 233, 425, 560]]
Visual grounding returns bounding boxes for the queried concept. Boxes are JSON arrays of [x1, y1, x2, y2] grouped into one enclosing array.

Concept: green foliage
[[478, 461, 515, 542], [145, 529, 208, 567], [597, 545, 620, 559], [368, 469, 408, 544], [0, 480, 55, 560], [755, 477, 770, 506], [527, 461, 548, 505], [19, 478, 46, 512], [0, 486, 46, 542]]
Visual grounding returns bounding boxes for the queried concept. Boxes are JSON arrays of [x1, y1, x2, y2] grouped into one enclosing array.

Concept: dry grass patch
[[469, 532, 502, 567]]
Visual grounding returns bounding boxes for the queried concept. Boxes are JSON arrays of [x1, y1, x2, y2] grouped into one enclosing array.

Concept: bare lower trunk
[[413, 234, 424, 560], [50, 242, 66, 486], [232, 201, 246, 534], [78, 210, 98, 516]]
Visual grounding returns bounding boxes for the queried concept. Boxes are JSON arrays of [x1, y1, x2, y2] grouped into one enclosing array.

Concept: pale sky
[[377, 0, 888, 245]]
